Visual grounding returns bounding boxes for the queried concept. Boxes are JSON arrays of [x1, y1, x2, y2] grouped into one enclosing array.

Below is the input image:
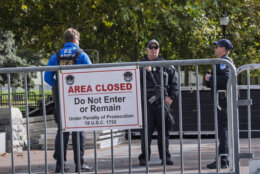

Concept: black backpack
[[56, 49, 83, 65]]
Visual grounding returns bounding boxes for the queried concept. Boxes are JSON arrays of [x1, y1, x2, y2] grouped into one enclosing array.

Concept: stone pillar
[[0, 132, 5, 153], [0, 108, 27, 152]]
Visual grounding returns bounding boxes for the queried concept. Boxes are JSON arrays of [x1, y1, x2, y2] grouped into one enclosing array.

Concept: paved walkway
[[0, 138, 259, 173]]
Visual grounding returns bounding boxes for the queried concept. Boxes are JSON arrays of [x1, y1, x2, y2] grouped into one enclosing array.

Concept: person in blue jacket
[[205, 39, 234, 169], [44, 28, 93, 173]]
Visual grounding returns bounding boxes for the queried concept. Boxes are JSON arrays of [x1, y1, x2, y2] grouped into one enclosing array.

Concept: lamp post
[[220, 10, 229, 38]]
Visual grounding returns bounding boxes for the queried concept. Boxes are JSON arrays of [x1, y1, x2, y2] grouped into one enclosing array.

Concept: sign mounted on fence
[[58, 66, 142, 131]]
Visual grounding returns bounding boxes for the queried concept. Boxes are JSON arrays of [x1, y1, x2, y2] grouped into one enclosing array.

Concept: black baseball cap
[[213, 39, 233, 51]]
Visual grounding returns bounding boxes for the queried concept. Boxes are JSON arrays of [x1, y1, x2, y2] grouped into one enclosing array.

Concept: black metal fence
[[0, 92, 37, 111], [0, 91, 54, 117]]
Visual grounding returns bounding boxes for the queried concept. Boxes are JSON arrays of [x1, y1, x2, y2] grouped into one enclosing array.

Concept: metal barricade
[[0, 58, 242, 174], [236, 64, 260, 161]]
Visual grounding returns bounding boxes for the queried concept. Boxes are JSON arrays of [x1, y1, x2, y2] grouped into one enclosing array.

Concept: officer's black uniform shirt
[[140, 56, 179, 101], [207, 54, 234, 91]]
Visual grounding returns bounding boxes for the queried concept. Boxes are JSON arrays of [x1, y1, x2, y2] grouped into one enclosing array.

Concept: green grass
[[0, 90, 52, 95]]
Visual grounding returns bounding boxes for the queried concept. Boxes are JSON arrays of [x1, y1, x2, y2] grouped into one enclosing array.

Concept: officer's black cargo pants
[[139, 101, 171, 161], [217, 97, 228, 164]]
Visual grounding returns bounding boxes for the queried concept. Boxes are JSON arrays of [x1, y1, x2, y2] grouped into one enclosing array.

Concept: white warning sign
[[58, 66, 142, 131]]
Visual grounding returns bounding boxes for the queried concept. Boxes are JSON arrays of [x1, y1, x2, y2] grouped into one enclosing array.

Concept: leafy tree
[[0, 30, 42, 88], [227, 0, 260, 65], [0, 0, 258, 62], [0, 0, 258, 85]]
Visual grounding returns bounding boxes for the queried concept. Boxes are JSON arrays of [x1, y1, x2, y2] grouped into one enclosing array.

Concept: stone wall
[[0, 108, 27, 152]]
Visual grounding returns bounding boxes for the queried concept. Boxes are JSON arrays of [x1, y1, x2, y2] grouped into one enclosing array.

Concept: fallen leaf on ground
[[0, 153, 7, 156]]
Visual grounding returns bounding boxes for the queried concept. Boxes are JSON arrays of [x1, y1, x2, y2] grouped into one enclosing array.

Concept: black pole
[[222, 25, 226, 39]]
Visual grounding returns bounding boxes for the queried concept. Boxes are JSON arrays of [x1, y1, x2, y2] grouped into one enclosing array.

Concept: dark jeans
[[53, 129, 85, 165], [139, 102, 171, 161], [217, 98, 228, 163], [52, 86, 86, 166]]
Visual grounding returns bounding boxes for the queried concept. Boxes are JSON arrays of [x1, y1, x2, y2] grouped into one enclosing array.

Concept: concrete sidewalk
[[0, 138, 259, 173]]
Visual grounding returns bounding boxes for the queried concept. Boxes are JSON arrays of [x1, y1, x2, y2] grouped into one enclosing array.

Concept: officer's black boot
[[139, 158, 147, 166], [207, 160, 228, 169], [161, 158, 174, 165]]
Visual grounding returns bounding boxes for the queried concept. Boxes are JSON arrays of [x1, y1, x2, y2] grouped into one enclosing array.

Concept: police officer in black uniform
[[44, 28, 93, 173], [138, 39, 179, 166], [205, 39, 234, 169]]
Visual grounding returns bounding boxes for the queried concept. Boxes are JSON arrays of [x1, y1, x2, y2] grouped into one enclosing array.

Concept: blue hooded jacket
[[44, 42, 91, 87]]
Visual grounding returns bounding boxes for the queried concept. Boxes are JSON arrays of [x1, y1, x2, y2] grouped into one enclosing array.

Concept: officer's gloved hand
[[204, 71, 211, 88]]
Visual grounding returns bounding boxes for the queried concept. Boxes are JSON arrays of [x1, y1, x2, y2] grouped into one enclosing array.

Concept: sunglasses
[[149, 46, 159, 50]]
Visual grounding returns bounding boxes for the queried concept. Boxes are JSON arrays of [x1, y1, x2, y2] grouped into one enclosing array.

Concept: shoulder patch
[[220, 64, 227, 70]]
